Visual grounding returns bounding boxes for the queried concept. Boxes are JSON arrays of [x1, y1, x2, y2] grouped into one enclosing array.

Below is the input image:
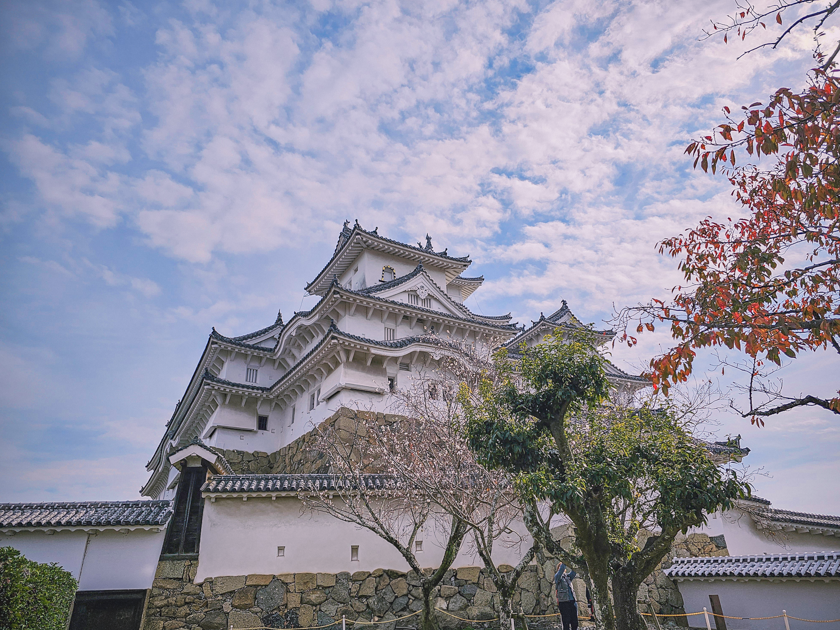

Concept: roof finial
[[343, 219, 350, 229], [425, 234, 433, 251], [276, 310, 283, 325], [354, 218, 361, 228], [562, 299, 568, 308]]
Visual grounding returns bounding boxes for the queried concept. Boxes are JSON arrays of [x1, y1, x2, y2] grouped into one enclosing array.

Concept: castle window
[[422, 298, 432, 308], [399, 362, 410, 372], [257, 415, 268, 431], [384, 327, 395, 341], [407, 293, 419, 305], [291, 406, 295, 424], [351, 545, 359, 562], [415, 540, 423, 552], [388, 377, 396, 392], [381, 266, 395, 282], [309, 392, 316, 411], [277, 546, 285, 557], [162, 464, 207, 557], [246, 367, 258, 383]]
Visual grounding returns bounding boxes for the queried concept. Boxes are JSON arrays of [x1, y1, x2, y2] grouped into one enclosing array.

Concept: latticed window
[[384, 327, 395, 341], [163, 465, 207, 556], [246, 367, 258, 383], [407, 293, 419, 305]]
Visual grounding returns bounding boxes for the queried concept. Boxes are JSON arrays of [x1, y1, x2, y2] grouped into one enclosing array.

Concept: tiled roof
[[169, 437, 235, 474], [307, 221, 471, 292], [665, 552, 840, 579], [203, 474, 393, 494], [754, 505, 840, 532], [230, 310, 285, 342], [0, 500, 173, 529], [210, 329, 276, 352]]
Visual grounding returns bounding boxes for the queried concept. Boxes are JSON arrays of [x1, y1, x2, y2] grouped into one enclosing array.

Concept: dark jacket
[[554, 564, 577, 603]]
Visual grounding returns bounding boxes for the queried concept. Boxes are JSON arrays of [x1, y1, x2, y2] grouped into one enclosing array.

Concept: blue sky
[[1, 0, 838, 514]]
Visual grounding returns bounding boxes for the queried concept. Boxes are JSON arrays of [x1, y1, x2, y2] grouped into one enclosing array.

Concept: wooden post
[[704, 607, 712, 630], [784, 610, 791, 630], [649, 603, 663, 630], [709, 595, 727, 630]]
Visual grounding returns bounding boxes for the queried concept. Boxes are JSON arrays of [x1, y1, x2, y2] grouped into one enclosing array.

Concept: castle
[[2, 223, 837, 630]]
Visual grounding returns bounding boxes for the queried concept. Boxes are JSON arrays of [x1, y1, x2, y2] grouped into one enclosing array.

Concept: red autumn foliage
[[617, 70, 840, 422]]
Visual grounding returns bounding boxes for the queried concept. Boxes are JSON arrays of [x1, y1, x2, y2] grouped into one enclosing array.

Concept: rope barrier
[[229, 605, 840, 629]]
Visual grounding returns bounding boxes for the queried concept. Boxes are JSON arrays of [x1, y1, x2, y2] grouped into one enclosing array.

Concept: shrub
[[0, 546, 77, 630]]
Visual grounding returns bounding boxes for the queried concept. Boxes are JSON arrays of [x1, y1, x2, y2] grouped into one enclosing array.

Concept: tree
[[0, 546, 77, 630], [461, 330, 750, 630], [614, 2, 840, 423], [302, 410, 467, 630], [389, 353, 540, 630]]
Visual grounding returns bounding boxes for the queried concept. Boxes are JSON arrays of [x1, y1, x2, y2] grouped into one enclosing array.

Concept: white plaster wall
[[696, 509, 840, 555], [2, 531, 88, 579], [77, 529, 166, 590], [677, 580, 840, 630], [195, 496, 536, 582], [2, 529, 165, 590]]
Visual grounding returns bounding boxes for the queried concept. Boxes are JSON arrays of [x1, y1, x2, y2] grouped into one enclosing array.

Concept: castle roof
[[306, 221, 472, 295], [202, 473, 392, 496], [665, 552, 840, 580], [0, 500, 172, 531]]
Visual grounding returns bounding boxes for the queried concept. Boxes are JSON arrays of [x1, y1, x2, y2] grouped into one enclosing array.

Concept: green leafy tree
[[0, 546, 77, 630], [461, 331, 750, 630]]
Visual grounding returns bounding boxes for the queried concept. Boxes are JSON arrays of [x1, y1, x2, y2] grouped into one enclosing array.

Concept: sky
[[0, 0, 838, 515]]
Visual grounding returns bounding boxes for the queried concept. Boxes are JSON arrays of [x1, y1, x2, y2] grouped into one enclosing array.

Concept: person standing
[[554, 562, 579, 630]]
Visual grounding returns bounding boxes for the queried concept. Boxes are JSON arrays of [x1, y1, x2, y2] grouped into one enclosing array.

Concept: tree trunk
[[420, 584, 436, 630], [612, 574, 646, 630], [588, 565, 615, 630]]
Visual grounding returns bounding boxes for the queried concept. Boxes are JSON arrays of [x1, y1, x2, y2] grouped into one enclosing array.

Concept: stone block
[[246, 574, 274, 586], [163, 621, 184, 630], [352, 571, 371, 581], [296, 573, 317, 592], [448, 594, 468, 612], [459, 584, 477, 599], [156, 560, 187, 580], [154, 579, 183, 590], [145, 621, 165, 630], [498, 564, 514, 573], [182, 583, 202, 595], [302, 590, 328, 605], [213, 576, 247, 595], [228, 610, 261, 628], [456, 567, 481, 583], [440, 586, 458, 598], [370, 568, 384, 577], [467, 606, 496, 621], [521, 591, 537, 614], [359, 577, 376, 597], [473, 589, 493, 609], [186, 613, 205, 624], [518, 571, 539, 593], [286, 593, 301, 609], [331, 584, 350, 604], [232, 587, 257, 609], [277, 573, 295, 583], [299, 604, 315, 627], [317, 573, 336, 587], [256, 580, 286, 611], [392, 595, 408, 612], [351, 600, 367, 613], [202, 583, 213, 599], [317, 611, 334, 627], [390, 578, 408, 597], [321, 599, 341, 617]]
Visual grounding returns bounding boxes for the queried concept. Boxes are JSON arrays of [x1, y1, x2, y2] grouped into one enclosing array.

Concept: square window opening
[[246, 367, 258, 383], [351, 545, 359, 562], [415, 540, 423, 552], [257, 415, 268, 431], [384, 327, 395, 341], [277, 546, 285, 557], [388, 377, 396, 392]]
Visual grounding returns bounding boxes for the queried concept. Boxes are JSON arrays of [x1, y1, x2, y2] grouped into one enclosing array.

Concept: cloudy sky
[[1, 0, 837, 514]]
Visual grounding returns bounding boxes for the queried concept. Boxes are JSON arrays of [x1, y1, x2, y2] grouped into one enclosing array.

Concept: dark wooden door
[[69, 590, 147, 630]]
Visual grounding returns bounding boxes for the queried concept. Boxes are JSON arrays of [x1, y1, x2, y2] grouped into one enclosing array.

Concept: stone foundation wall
[[143, 559, 564, 630], [638, 532, 728, 622], [221, 409, 403, 476]]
